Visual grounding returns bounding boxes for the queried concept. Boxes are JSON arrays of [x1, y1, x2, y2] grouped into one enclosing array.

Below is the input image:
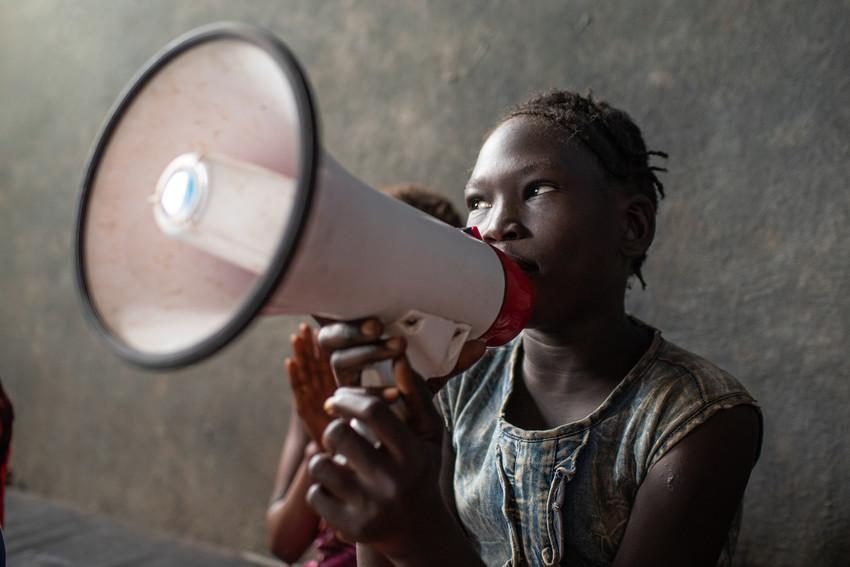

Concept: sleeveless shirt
[[435, 324, 761, 566]]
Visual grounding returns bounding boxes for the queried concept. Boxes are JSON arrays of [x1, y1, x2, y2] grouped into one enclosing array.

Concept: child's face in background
[[465, 116, 632, 331]]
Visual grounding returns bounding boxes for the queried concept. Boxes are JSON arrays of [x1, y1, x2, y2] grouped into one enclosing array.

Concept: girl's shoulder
[[627, 335, 762, 474], [650, 338, 753, 400]]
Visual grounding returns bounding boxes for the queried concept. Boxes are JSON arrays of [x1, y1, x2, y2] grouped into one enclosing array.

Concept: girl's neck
[[521, 309, 651, 393]]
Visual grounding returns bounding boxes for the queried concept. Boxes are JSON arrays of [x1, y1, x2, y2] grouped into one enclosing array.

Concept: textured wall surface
[[1, 1, 847, 565]]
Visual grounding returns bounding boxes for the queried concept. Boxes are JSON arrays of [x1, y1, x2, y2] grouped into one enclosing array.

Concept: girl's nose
[[480, 204, 529, 243]]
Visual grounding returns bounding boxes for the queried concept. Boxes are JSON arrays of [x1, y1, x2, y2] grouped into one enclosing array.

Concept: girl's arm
[[612, 405, 761, 567], [266, 412, 322, 563], [266, 325, 338, 563]]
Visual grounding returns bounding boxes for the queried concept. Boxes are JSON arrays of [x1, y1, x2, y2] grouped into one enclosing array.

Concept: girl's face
[[465, 116, 633, 330]]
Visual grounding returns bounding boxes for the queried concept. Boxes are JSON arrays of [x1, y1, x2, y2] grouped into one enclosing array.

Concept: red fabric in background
[[0, 381, 14, 527], [305, 522, 356, 567]]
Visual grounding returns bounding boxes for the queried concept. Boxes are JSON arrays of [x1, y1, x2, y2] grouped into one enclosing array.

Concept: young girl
[[306, 90, 762, 567], [266, 186, 464, 566]]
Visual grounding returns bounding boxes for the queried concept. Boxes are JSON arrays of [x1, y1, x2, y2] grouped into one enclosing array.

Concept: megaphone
[[74, 23, 534, 380]]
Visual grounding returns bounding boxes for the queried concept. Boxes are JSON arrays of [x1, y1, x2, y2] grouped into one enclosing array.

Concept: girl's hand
[[316, 318, 486, 389], [286, 323, 336, 448], [306, 353, 452, 562], [306, 319, 486, 564]]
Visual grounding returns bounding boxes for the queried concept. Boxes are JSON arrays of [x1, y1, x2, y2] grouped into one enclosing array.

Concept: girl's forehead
[[469, 116, 598, 186], [480, 117, 586, 163], [486, 115, 564, 146]]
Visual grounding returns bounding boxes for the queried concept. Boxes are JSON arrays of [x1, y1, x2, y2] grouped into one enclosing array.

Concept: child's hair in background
[[505, 90, 668, 287], [382, 184, 464, 228]]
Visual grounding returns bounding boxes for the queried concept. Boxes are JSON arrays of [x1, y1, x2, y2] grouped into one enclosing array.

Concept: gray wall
[[2, 1, 848, 565]]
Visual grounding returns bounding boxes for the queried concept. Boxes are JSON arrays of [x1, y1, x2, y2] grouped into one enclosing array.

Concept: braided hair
[[504, 90, 667, 288]]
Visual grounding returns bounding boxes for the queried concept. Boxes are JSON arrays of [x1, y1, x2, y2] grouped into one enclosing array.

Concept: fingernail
[[383, 388, 400, 402], [386, 337, 404, 352], [323, 397, 337, 413], [361, 319, 380, 338]]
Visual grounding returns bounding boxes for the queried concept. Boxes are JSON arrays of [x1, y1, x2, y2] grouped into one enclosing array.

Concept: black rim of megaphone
[[74, 22, 319, 370]]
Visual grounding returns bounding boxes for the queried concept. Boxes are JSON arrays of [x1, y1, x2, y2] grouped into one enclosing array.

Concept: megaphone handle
[[360, 359, 395, 389]]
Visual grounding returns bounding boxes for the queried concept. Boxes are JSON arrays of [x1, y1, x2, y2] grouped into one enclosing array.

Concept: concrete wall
[[1, 1, 847, 565]]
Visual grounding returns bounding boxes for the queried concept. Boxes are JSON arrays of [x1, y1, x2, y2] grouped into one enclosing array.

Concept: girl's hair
[[382, 184, 464, 228], [505, 90, 667, 288]]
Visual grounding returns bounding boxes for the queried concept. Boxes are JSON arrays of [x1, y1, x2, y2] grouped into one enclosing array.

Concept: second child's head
[[465, 90, 666, 330], [382, 183, 464, 228]]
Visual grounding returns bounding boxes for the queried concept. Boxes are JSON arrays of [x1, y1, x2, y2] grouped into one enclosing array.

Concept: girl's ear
[[620, 194, 656, 262]]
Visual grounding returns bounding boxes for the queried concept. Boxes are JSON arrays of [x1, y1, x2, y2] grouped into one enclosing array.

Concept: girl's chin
[[523, 303, 580, 334], [524, 309, 557, 332]]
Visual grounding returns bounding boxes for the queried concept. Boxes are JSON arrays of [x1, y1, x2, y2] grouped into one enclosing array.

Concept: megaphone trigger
[[384, 310, 472, 379]]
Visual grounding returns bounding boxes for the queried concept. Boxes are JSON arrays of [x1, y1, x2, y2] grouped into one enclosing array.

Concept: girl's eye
[[467, 197, 491, 211], [528, 184, 557, 198]]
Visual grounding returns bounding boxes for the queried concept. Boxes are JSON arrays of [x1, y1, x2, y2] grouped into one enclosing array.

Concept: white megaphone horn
[[74, 23, 535, 381]]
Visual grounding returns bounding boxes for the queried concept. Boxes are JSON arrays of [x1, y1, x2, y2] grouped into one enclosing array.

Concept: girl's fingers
[[319, 355, 335, 379], [317, 418, 393, 481], [318, 319, 384, 352], [392, 353, 417, 397], [314, 330, 339, 396], [392, 356, 443, 441], [328, 338, 405, 385], [319, 375, 337, 401], [323, 389, 409, 462], [292, 326, 325, 399], [381, 387, 401, 403], [310, 318, 340, 401], [285, 357, 303, 389], [307, 451, 363, 502], [299, 324, 321, 380], [291, 334, 310, 382], [305, 481, 353, 535], [288, 347, 327, 416], [310, 327, 324, 361], [287, 358, 316, 413]]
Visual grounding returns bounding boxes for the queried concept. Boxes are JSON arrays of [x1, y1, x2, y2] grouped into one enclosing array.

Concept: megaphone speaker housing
[[75, 23, 319, 369]]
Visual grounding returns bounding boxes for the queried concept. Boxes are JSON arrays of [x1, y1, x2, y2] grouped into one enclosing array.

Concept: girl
[[306, 91, 762, 566]]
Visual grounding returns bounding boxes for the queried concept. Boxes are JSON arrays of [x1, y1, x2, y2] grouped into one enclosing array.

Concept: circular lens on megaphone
[[74, 23, 318, 369], [160, 167, 199, 220]]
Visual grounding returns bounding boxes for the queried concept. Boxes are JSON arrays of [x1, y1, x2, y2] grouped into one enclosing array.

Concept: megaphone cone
[[75, 23, 534, 376]]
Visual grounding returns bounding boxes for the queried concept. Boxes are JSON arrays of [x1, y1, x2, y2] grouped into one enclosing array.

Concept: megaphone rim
[[74, 22, 320, 370]]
